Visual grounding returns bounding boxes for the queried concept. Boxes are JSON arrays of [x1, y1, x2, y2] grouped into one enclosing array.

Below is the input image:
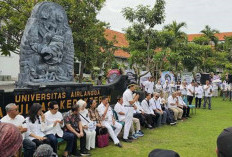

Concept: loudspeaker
[[200, 73, 210, 85]]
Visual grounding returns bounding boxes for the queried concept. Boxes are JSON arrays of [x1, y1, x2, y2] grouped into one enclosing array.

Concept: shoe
[[131, 134, 138, 139], [146, 124, 153, 129], [139, 130, 144, 134], [128, 136, 135, 140], [187, 116, 192, 118], [123, 138, 133, 143], [135, 132, 144, 137], [80, 150, 90, 156], [209, 108, 212, 110], [115, 143, 122, 148], [71, 152, 81, 157], [177, 118, 182, 120], [170, 122, 175, 125]]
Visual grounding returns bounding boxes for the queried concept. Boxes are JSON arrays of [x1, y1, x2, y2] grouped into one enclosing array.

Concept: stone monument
[[17, 2, 74, 87]]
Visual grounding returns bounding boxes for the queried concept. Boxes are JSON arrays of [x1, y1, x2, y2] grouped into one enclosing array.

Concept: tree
[[200, 25, 219, 46], [0, 0, 37, 55], [122, 0, 166, 82], [0, 0, 114, 82], [163, 21, 187, 71]]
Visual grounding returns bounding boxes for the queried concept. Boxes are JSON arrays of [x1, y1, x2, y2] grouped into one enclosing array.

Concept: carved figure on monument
[[18, 2, 74, 87]]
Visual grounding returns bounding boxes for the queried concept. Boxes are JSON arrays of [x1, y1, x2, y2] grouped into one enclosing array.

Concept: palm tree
[[163, 21, 187, 71], [200, 25, 219, 46]]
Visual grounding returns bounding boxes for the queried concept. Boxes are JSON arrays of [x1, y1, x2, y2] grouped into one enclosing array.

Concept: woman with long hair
[[26, 103, 51, 148]]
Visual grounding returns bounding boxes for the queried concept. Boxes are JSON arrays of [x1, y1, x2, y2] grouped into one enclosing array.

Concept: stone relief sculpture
[[17, 2, 74, 87]]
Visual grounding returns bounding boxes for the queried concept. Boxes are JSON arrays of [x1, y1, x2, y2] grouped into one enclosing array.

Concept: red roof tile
[[104, 29, 130, 58], [188, 32, 232, 42]]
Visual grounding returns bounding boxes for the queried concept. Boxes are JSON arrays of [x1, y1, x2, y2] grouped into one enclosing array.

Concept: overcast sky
[[97, 0, 232, 34]]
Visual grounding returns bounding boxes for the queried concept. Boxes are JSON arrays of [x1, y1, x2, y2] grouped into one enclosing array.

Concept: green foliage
[[200, 25, 219, 46], [0, 0, 114, 82], [192, 36, 210, 45], [122, 1, 166, 79], [0, 0, 40, 55]]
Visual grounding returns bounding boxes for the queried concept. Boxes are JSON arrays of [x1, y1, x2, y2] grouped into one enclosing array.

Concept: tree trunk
[[79, 61, 85, 83]]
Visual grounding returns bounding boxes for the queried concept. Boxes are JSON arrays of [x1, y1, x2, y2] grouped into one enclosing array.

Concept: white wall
[[0, 53, 19, 80]]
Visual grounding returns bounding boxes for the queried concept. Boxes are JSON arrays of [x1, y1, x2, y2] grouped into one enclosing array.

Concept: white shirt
[[204, 84, 213, 97], [123, 89, 133, 106], [195, 86, 203, 98], [147, 81, 154, 94], [169, 83, 176, 93], [26, 116, 48, 140], [180, 85, 187, 95], [133, 101, 144, 114], [79, 109, 95, 132], [1, 114, 27, 139], [177, 96, 187, 107], [163, 83, 169, 92], [97, 103, 113, 122], [141, 99, 154, 114], [44, 111, 64, 137], [168, 96, 177, 108], [187, 84, 194, 96], [155, 84, 162, 92], [150, 98, 162, 110], [114, 102, 126, 121], [143, 80, 150, 93]]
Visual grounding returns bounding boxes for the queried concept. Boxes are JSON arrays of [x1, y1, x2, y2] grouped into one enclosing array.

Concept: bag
[[97, 128, 109, 148]]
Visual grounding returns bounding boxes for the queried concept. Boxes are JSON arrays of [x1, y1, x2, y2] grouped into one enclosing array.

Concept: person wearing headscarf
[[78, 99, 96, 151], [33, 144, 57, 157], [0, 122, 23, 157]]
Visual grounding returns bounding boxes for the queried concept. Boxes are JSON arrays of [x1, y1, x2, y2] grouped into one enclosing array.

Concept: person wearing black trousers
[[195, 83, 204, 108], [187, 81, 195, 105], [177, 91, 190, 118]]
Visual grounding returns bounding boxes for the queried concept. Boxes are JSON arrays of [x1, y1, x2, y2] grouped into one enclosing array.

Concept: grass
[[58, 97, 232, 157]]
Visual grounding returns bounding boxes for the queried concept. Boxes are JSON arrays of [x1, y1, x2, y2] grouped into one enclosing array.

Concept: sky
[[97, 0, 232, 34]]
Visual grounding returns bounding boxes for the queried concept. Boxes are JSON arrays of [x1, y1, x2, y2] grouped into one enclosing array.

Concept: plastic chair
[[188, 104, 196, 114]]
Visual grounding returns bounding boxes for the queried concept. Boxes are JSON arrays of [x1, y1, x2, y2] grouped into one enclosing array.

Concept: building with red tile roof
[[104, 29, 130, 59], [188, 32, 232, 42]]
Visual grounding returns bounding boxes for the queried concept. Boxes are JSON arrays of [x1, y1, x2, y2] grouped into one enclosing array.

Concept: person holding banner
[[203, 80, 213, 110]]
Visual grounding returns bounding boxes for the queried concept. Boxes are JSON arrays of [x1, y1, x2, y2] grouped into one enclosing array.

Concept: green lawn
[[58, 97, 232, 157]]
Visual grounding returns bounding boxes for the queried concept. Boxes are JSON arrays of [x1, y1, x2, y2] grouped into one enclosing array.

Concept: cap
[[217, 127, 232, 157], [148, 149, 180, 157]]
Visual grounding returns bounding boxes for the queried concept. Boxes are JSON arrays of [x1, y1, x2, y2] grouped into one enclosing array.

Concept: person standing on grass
[[187, 81, 195, 105], [195, 83, 203, 108], [203, 80, 213, 110], [122, 83, 140, 142]]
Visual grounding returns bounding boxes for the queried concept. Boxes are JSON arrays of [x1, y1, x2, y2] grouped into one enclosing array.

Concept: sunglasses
[[53, 108, 59, 110]]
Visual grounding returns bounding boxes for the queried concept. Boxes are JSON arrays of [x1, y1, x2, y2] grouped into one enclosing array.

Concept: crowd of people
[[142, 77, 214, 110], [0, 77, 227, 157]]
